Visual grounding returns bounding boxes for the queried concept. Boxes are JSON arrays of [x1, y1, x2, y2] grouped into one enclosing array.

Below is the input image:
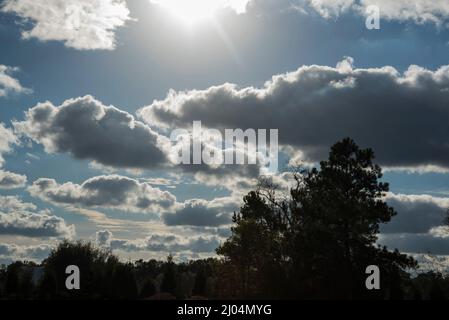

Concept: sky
[[2, 0, 449, 264]]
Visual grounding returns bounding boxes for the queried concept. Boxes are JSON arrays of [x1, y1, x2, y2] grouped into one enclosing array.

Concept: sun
[[155, 0, 219, 24], [151, 0, 248, 25]]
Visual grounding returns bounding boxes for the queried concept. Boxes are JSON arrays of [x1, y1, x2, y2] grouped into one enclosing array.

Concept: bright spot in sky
[[150, 0, 250, 24]]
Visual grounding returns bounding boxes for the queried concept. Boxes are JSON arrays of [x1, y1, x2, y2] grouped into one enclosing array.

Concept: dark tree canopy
[[217, 138, 417, 299], [39, 240, 137, 299]]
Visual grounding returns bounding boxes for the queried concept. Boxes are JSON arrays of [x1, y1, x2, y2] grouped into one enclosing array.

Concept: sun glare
[[152, 0, 248, 24]]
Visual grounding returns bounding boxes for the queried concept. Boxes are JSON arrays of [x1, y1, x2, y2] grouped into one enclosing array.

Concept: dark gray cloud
[[0, 170, 27, 189], [14, 95, 169, 170], [379, 232, 449, 255], [14, 96, 265, 186], [0, 210, 75, 238], [28, 174, 177, 214], [376, 193, 449, 255], [383, 193, 449, 234], [139, 58, 449, 170], [163, 198, 236, 227]]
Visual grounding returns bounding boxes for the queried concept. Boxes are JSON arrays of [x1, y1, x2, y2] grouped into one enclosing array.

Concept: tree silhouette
[[140, 278, 156, 298], [217, 138, 417, 299], [193, 267, 207, 296], [4, 262, 20, 297], [40, 240, 136, 299], [160, 255, 177, 296]]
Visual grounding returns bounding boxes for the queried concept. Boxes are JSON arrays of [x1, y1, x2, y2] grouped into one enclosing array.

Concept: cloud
[[306, 0, 355, 19], [0, 123, 26, 189], [305, 0, 449, 26], [0, 170, 27, 189], [96, 229, 221, 254], [0, 65, 31, 97], [28, 175, 177, 214], [15, 96, 266, 185], [1, 0, 131, 50], [0, 123, 19, 168], [0, 196, 36, 212], [383, 193, 449, 234], [96, 229, 113, 246], [0, 209, 75, 239], [149, 0, 251, 15], [139, 58, 449, 171], [379, 232, 449, 255], [14, 95, 169, 170], [0, 243, 53, 263], [376, 192, 449, 254], [163, 197, 236, 227], [28, 173, 238, 226]]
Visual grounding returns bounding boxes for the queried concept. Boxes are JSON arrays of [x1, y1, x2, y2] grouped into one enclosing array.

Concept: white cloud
[[308, 0, 355, 19], [0, 65, 31, 97], [0, 242, 53, 263], [0, 209, 75, 239], [306, 0, 449, 26], [28, 173, 240, 226], [96, 229, 221, 254], [28, 175, 178, 214], [0, 170, 27, 189], [0, 196, 37, 212], [1, 0, 131, 50], [0, 123, 26, 189], [0, 123, 19, 168]]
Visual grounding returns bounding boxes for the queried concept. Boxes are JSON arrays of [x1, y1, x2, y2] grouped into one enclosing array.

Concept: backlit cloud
[[1, 0, 131, 50]]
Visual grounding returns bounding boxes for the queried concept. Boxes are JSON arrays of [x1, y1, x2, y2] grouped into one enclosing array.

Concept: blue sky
[[2, 0, 449, 264]]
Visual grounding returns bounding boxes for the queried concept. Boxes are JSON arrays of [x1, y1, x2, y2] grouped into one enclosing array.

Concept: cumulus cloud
[[28, 175, 177, 214], [0, 123, 19, 168], [0, 209, 75, 239], [0, 170, 27, 189], [305, 0, 449, 26], [0, 243, 53, 263], [0, 196, 36, 212], [96, 229, 221, 254], [1, 0, 131, 50], [375, 193, 449, 255], [14, 95, 267, 186], [0, 65, 31, 97], [307, 0, 355, 19], [379, 233, 449, 255], [139, 58, 449, 171], [0, 123, 26, 188], [28, 173, 238, 226], [14, 95, 169, 170], [164, 197, 236, 227], [383, 193, 449, 234]]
